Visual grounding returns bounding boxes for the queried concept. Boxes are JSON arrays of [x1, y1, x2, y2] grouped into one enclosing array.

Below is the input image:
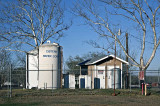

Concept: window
[[81, 69, 88, 75]]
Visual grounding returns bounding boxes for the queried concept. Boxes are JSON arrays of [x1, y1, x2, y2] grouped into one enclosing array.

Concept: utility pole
[[52, 64, 53, 95], [114, 29, 121, 96], [126, 33, 129, 89], [114, 35, 117, 96]]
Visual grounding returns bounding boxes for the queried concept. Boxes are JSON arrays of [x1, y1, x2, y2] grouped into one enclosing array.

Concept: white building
[[26, 41, 63, 89], [77, 55, 129, 89], [64, 74, 75, 89]]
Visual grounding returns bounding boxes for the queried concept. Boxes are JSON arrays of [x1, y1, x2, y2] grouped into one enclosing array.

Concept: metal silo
[[26, 41, 62, 89], [38, 41, 62, 89]]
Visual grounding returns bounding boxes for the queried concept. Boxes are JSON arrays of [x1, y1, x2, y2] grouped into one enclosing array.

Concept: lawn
[[0, 89, 160, 106]]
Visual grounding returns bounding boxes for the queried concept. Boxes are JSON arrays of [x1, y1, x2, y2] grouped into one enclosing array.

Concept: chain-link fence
[[0, 65, 25, 97], [65, 69, 160, 90], [129, 70, 160, 90], [0, 67, 160, 98]]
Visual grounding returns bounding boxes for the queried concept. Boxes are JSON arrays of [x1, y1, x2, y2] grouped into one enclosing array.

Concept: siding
[[88, 58, 122, 89], [88, 65, 95, 89]]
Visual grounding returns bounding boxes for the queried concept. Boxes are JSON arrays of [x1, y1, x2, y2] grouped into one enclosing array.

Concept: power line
[[129, 34, 154, 45], [129, 34, 160, 49]]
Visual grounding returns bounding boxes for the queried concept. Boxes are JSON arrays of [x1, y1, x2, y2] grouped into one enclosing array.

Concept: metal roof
[[77, 59, 91, 66], [78, 54, 129, 66]]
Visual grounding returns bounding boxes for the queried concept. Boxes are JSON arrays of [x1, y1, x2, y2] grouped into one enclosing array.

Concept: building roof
[[27, 41, 60, 55], [77, 54, 129, 66], [40, 42, 59, 47], [27, 49, 38, 55], [77, 59, 91, 66]]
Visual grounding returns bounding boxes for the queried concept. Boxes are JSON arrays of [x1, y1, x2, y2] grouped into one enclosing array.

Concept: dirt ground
[[0, 89, 160, 106], [1, 95, 160, 106]]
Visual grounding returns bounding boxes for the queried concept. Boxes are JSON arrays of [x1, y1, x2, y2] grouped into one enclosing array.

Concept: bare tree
[[0, 49, 12, 71], [0, 49, 12, 85], [0, 0, 70, 52], [15, 52, 26, 67], [72, 0, 160, 72]]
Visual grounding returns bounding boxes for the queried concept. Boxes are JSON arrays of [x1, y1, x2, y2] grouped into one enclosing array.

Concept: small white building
[[64, 74, 75, 89], [26, 41, 63, 89], [77, 55, 129, 89]]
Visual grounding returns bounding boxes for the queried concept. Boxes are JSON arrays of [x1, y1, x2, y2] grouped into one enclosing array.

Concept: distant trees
[[66, 56, 84, 71], [12, 67, 26, 88], [65, 51, 106, 74], [0, 49, 12, 86], [0, 49, 26, 87], [0, 49, 12, 71], [14, 52, 26, 67]]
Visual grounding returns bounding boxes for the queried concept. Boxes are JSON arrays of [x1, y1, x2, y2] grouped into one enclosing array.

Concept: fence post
[[26, 53, 29, 89], [158, 69, 159, 84], [91, 68, 92, 89], [145, 84, 147, 96], [9, 64, 12, 98], [52, 64, 53, 95], [142, 83, 144, 95], [139, 79, 140, 89], [130, 70, 131, 92]]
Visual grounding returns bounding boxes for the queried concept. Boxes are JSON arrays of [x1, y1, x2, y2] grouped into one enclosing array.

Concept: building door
[[64, 75, 69, 88], [94, 78, 100, 89], [80, 78, 85, 88]]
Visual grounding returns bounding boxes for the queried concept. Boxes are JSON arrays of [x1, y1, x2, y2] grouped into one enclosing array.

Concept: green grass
[[0, 89, 160, 106]]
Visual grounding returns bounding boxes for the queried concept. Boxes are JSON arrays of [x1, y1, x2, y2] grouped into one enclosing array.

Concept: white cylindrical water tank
[[38, 42, 62, 89]]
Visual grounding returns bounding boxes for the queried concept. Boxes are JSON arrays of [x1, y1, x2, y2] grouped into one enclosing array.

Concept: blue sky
[[1, 0, 160, 70], [59, 17, 160, 70], [59, 19, 106, 62], [58, 0, 160, 70]]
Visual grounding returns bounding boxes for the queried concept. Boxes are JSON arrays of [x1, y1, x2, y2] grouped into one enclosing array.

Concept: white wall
[[38, 44, 59, 89], [96, 66, 105, 89], [27, 50, 38, 89], [26, 43, 62, 89], [79, 75, 91, 89], [69, 74, 75, 89], [107, 66, 121, 89]]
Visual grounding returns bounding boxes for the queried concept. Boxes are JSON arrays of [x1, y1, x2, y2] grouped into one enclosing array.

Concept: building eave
[[85, 54, 129, 65]]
